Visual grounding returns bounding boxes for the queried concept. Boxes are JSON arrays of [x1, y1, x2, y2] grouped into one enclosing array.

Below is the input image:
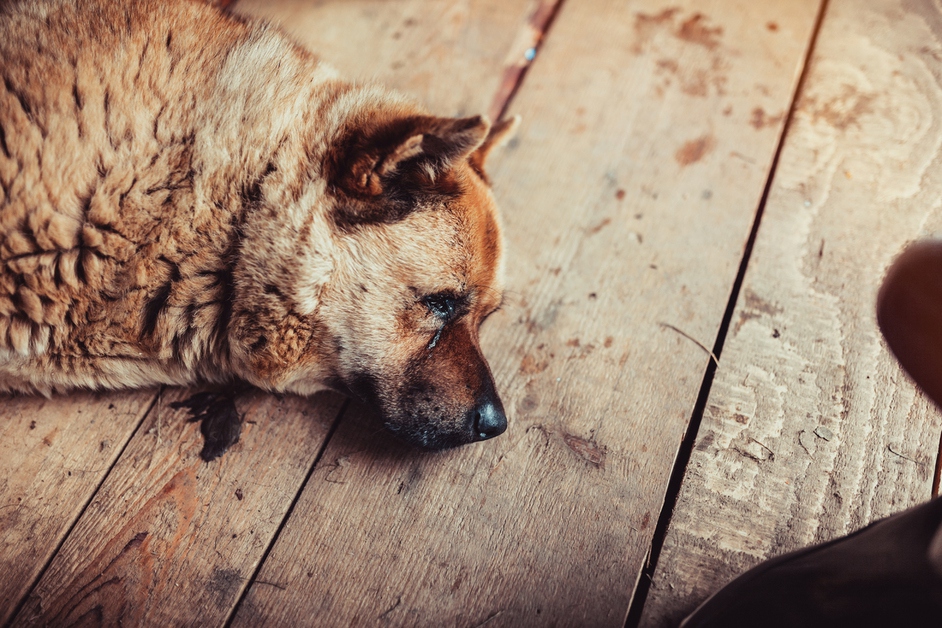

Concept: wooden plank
[[0, 392, 154, 624], [11, 388, 344, 626], [232, 1, 822, 625], [639, 1, 942, 625], [233, 0, 543, 117]]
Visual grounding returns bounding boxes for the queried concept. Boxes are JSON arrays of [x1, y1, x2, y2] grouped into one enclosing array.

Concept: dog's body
[[0, 0, 514, 448]]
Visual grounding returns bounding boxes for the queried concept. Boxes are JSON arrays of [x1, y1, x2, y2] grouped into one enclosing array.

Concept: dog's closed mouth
[[383, 394, 508, 451]]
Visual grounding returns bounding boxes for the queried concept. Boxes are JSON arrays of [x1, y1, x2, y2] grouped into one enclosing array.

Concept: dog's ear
[[337, 115, 491, 198], [469, 115, 521, 182]]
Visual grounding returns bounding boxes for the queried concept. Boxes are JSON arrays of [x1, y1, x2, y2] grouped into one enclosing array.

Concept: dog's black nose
[[472, 398, 507, 441]]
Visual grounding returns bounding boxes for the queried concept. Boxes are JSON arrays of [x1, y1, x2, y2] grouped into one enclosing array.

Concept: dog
[[0, 0, 518, 451]]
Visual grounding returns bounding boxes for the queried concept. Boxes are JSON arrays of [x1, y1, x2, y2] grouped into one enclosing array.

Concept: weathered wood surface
[[231, 1, 822, 625], [12, 388, 343, 626], [0, 391, 154, 625], [234, 0, 543, 118], [639, 0, 942, 625]]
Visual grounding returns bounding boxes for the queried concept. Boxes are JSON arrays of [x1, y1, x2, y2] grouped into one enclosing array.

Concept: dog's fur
[[0, 0, 516, 449]]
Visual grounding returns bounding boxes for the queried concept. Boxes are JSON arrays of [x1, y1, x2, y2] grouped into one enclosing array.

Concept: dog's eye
[[422, 293, 459, 319]]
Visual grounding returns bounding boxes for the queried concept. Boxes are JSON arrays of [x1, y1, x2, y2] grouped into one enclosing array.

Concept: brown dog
[[0, 0, 517, 450]]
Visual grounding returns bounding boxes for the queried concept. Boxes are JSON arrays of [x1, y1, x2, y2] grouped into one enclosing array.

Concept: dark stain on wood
[[519, 353, 550, 375], [676, 13, 723, 50], [750, 107, 785, 130], [170, 389, 245, 462], [654, 52, 727, 99], [675, 135, 716, 166], [41, 427, 58, 447], [632, 7, 680, 53], [126, 530, 148, 549], [744, 289, 783, 316], [733, 290, 782, 335], [207, 567, 244, 608], [587, 217, 611, 235], [803, 86, 876, 130], [518, 391, 539, 413], [657, 58, 680, 74]]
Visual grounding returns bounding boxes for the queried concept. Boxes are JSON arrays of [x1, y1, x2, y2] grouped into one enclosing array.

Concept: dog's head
[[230, 96, 517, 450], [318, 110, 519, 449]]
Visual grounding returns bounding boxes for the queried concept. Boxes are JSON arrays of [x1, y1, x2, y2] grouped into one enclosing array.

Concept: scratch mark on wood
[[659, 322, 718, 365], [562, 433, 606, 467], [887, 444, 924, 466], [730, 150, 757, 164], [731, 446, 761, 462], [750, 438, 774, 457], [325, 456, 351, 484], [472, 610, 504, 627], [378, 595, 402, 619], [732, 437, 775, 463]]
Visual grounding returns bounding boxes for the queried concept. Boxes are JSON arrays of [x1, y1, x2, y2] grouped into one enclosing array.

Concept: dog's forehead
[[330, 167, 504, 314]]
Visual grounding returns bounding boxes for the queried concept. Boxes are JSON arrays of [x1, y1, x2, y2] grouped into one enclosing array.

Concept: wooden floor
[[3, 0, 942, 625]]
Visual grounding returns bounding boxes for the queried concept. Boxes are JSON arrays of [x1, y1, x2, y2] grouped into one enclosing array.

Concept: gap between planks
[[223, 399, 350, 626], [623, 1, 833, 626], [487, 0, 566, 122], [4, 389, 163, 627]]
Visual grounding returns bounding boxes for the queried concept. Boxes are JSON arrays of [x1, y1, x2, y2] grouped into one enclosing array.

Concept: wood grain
[[640, 1, 942, 625], [0, 391, 154, 624], [232, 1, 822, 624], [12, 388, 344, 626], [233, 0, 539, 117]]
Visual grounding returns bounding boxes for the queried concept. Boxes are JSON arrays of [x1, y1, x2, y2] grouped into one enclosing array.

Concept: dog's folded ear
[[469, 115, 520, 182], [333, 114, 491, 199]]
